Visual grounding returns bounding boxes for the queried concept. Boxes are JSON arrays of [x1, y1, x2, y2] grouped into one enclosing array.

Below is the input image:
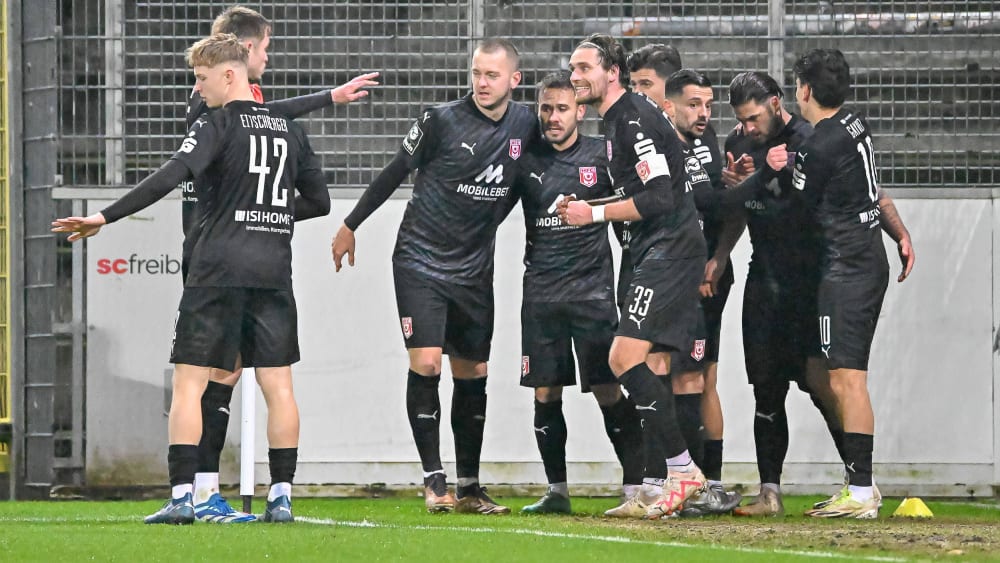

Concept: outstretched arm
[[266, 72, 380, 118], [331, 150, 412, 271], [52, 159, 191, 241]]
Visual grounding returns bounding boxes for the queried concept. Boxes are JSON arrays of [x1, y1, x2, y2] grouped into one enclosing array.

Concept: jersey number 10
[[856, 136, 878, 202], [249, 134, 289, 207]]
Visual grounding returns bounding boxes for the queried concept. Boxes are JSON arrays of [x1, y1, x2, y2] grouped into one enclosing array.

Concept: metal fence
[[57, 0, 1000, 191], [20, 0, 999, 492]]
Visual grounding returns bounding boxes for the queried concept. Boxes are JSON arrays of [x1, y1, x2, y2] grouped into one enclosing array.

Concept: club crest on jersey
[[606, 140, 613, 160], [509, 138, 522, 160], [579, 166, 598, 187], [401, 317, 414, 339], [521, 356, 530, 377], [635, 160, 651, 182], [691, 339, 706, 361]]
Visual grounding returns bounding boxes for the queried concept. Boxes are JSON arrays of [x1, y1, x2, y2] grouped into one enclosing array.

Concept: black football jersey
[[603, 92, 705, 263], [515, 135, 615, 303], [687, 124, 726, 254], [171, 100, 325, 289], [392, 93, 540, 284], [180, 85, 266, 238], [725, 114, 821, 281], [792, 108, 889, 280]]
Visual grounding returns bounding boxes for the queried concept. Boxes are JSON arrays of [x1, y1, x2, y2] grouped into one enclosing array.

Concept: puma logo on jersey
[[461, 142, 477, 155], [628, 118, 642, 127], [635, 401, 657, 411], [755, 411, 777, 423], [422, 111, 431, 122], [534, 426, 549, 436], [628, 314, 644, 329], [845, 462, 856, 473], [821, 345, 831, 358], [417, 410, 438, 421], [530, 172, 544, 184]]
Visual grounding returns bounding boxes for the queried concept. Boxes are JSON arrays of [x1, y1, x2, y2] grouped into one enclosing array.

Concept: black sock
[[619, 363, 686, 461], [830, 429, 847, 464], [752, 382, 790, 485], [675, 393, 704, 467], [406, 370, 443, 474], [808, 391, 848, 464], [533, 400, 567, 485], [167, 444, 199, 488], [703, 439, 724, 482], [452, 377, 487, 481], [268, 447, 297, 485], [197, 381, 234, 473], [843, 432, 874, 487], [600, 395, 644, 486]]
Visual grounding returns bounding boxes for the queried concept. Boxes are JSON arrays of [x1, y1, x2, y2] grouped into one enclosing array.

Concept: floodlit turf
[[0, 496, 998, 562]]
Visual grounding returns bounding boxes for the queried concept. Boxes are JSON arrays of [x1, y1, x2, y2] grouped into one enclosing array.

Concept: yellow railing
[[0, 0, 11, 474]]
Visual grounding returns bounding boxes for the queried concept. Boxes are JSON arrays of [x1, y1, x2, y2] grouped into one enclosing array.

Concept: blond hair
[[185, 33, 249, 68]]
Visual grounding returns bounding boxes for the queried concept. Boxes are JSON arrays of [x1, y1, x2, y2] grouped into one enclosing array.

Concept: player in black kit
[[559, 34, 725, 519], [53, 34, 331, 524], [721, 71, 841, 518], [514, 71, 643, 514], [659, 69, 748, 517], [331, 38, 539, 515], [181, 6, 378, 524], [785, 49, 912, 519], [722, 71, 913, 517]]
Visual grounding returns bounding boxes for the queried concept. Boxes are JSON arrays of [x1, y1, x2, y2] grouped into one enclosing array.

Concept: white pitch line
[[296, 516, 907, 562], [936, 502, 1000, 511]]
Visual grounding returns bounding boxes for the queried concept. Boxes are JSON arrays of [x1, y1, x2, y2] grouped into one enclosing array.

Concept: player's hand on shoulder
[[331, 72, 381, 104], [331, 223, 357, 272], [51, 213, 107, 242]]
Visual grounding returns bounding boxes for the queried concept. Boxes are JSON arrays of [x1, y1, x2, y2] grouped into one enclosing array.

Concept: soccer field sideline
[[0, 512, 905, 562], [4, 496, 999, 561]]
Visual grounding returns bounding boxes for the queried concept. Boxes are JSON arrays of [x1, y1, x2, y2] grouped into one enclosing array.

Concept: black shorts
[[393, 264, 493, 362], [170, 286, 299, 371], [703, 263, 734, 363], [671, 302, 708, 374], [817, 272, 888, 371], [742, 275, 818, 386], [616, 248, 634, 314], [616, 256, 702, 352], [520, 299, 618, 392]]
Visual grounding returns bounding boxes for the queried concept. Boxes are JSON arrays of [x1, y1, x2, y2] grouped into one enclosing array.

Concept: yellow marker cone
[[892, 497, 933, 518]]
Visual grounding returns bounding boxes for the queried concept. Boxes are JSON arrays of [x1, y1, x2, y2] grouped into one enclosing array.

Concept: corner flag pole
[[240, 368, 255, 514]]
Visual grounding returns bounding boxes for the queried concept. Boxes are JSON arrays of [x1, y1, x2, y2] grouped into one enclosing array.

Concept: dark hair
[[476, 37, 521, 70], [792, 48, 851, 108], [575, 33, 629, 87], [537, 70, 574, 96], [728, 71, 783, 107], [626, 43, 682, 79], [211, 6, 271, 41], [665, 69, 712, 98]]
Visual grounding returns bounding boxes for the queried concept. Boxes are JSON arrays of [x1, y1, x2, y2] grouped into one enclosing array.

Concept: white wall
[[84, 195, 998, 495]]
